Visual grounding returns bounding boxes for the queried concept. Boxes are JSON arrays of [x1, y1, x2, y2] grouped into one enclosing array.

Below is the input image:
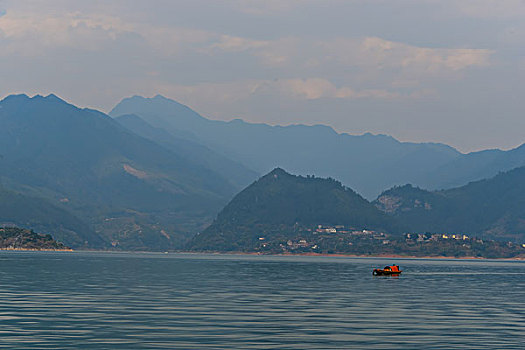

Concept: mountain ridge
[[110, 94, 525, 199], [374, 166, 525, 242]]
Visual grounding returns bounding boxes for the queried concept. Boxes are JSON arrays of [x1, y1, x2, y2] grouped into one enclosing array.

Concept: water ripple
[[0, 252, 524, 349]]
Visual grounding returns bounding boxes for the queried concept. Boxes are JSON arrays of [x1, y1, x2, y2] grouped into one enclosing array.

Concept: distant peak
[[1, 93, 69, 105], [33, 93, 72, 107], [125, 94, 170, 102], [0, 93, 30, 103], [126, 95, 147, 101], [153, 94, 169, 100], [44, 93, 63, 101], [267, 167, 290, 177], [120, 94, 180, 105], [109, 94, 208, 122]]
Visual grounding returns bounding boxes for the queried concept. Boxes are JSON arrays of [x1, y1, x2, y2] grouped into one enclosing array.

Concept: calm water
[[0, 252, 524, 349]]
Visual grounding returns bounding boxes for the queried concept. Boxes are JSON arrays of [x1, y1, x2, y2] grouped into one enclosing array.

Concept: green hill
[[0, 226, 70, 250], [374, 166, 525, 242], [0, 187, 100, 247], [191, 168, 401, 251]]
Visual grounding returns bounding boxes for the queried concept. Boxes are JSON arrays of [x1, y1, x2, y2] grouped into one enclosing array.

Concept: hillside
[[418, 144, 525, 190], [115, 113, 257, 190], [0, 226, 70, 251], [190, 168, 401, 251], [375, 166, 525, 242], [0, 187, 100, 248], [0, 94, 242, 250]]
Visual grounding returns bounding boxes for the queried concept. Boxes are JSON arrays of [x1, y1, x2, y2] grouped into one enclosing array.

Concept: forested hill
[[0, 227, 70, 251], [374, 166, 525, 242], [0, 187, 101, 248], [190, 168, 401, 251]]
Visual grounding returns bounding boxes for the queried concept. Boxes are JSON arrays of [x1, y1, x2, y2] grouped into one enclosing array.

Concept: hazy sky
[[1, 0, 524, 152]]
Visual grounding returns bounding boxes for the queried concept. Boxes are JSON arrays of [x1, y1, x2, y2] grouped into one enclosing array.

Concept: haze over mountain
[[115, 113, 257, 190], [110, 95, 525, 199], [0, 94, 244, 249], [375, 166, 525, 243], [417, 145, 525, 190]]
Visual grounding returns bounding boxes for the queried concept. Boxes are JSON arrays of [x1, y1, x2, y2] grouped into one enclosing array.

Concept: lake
[[0, 252, 524, 349]]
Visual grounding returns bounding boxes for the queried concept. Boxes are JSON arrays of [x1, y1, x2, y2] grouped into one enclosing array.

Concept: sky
[[0, 0, 524, 152]]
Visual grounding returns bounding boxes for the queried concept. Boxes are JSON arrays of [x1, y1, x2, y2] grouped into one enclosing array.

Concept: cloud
[[0, 4, 493, 81], [0, 11, 133, 54], [0, 9, 214, 57], [271, 78, 404, 100], [453, 0, 525, 19], [208, 35, 294, 66], [155, 78, 426, 105], [323, 37, 493, 74], [210, 35, 268, 52], [209, 33, 493, 78]]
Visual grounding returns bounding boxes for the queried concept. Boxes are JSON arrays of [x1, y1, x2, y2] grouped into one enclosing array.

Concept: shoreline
[[0, 247, 73, 252], [1, 248, 524, 260], [176, 250, 525, 261]]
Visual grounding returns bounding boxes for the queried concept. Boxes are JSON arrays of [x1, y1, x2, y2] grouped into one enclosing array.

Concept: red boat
[[373, 264, 402, 276]]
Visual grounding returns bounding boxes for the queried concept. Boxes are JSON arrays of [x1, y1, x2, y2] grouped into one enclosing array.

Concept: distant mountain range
[[2, 92, 525, 251], [110, 95, 525, 199], [375, 166, 525, 243]]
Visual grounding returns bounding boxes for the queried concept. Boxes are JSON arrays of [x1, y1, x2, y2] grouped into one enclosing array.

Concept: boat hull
[[373, 269, 402, 276]]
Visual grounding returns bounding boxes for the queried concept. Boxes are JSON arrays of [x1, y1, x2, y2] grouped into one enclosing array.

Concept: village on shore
[[253, 225, 525, 259]]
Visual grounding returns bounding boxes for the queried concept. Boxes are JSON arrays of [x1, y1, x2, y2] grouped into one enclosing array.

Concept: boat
[[373, 264, 402, 276]]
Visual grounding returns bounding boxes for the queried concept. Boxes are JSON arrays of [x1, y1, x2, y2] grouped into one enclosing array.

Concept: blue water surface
[[0, 251, 524, 349]]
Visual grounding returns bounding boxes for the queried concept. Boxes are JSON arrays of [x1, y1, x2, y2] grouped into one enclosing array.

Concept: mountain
[[115, 113, 257, 190], [110, 95, 525, 199], [0, 94, 243, 250], [418, 144, 525, 190], [0, 186, 100, 248], [374, 166, 525, 242], [190, 168, 401, 251]]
